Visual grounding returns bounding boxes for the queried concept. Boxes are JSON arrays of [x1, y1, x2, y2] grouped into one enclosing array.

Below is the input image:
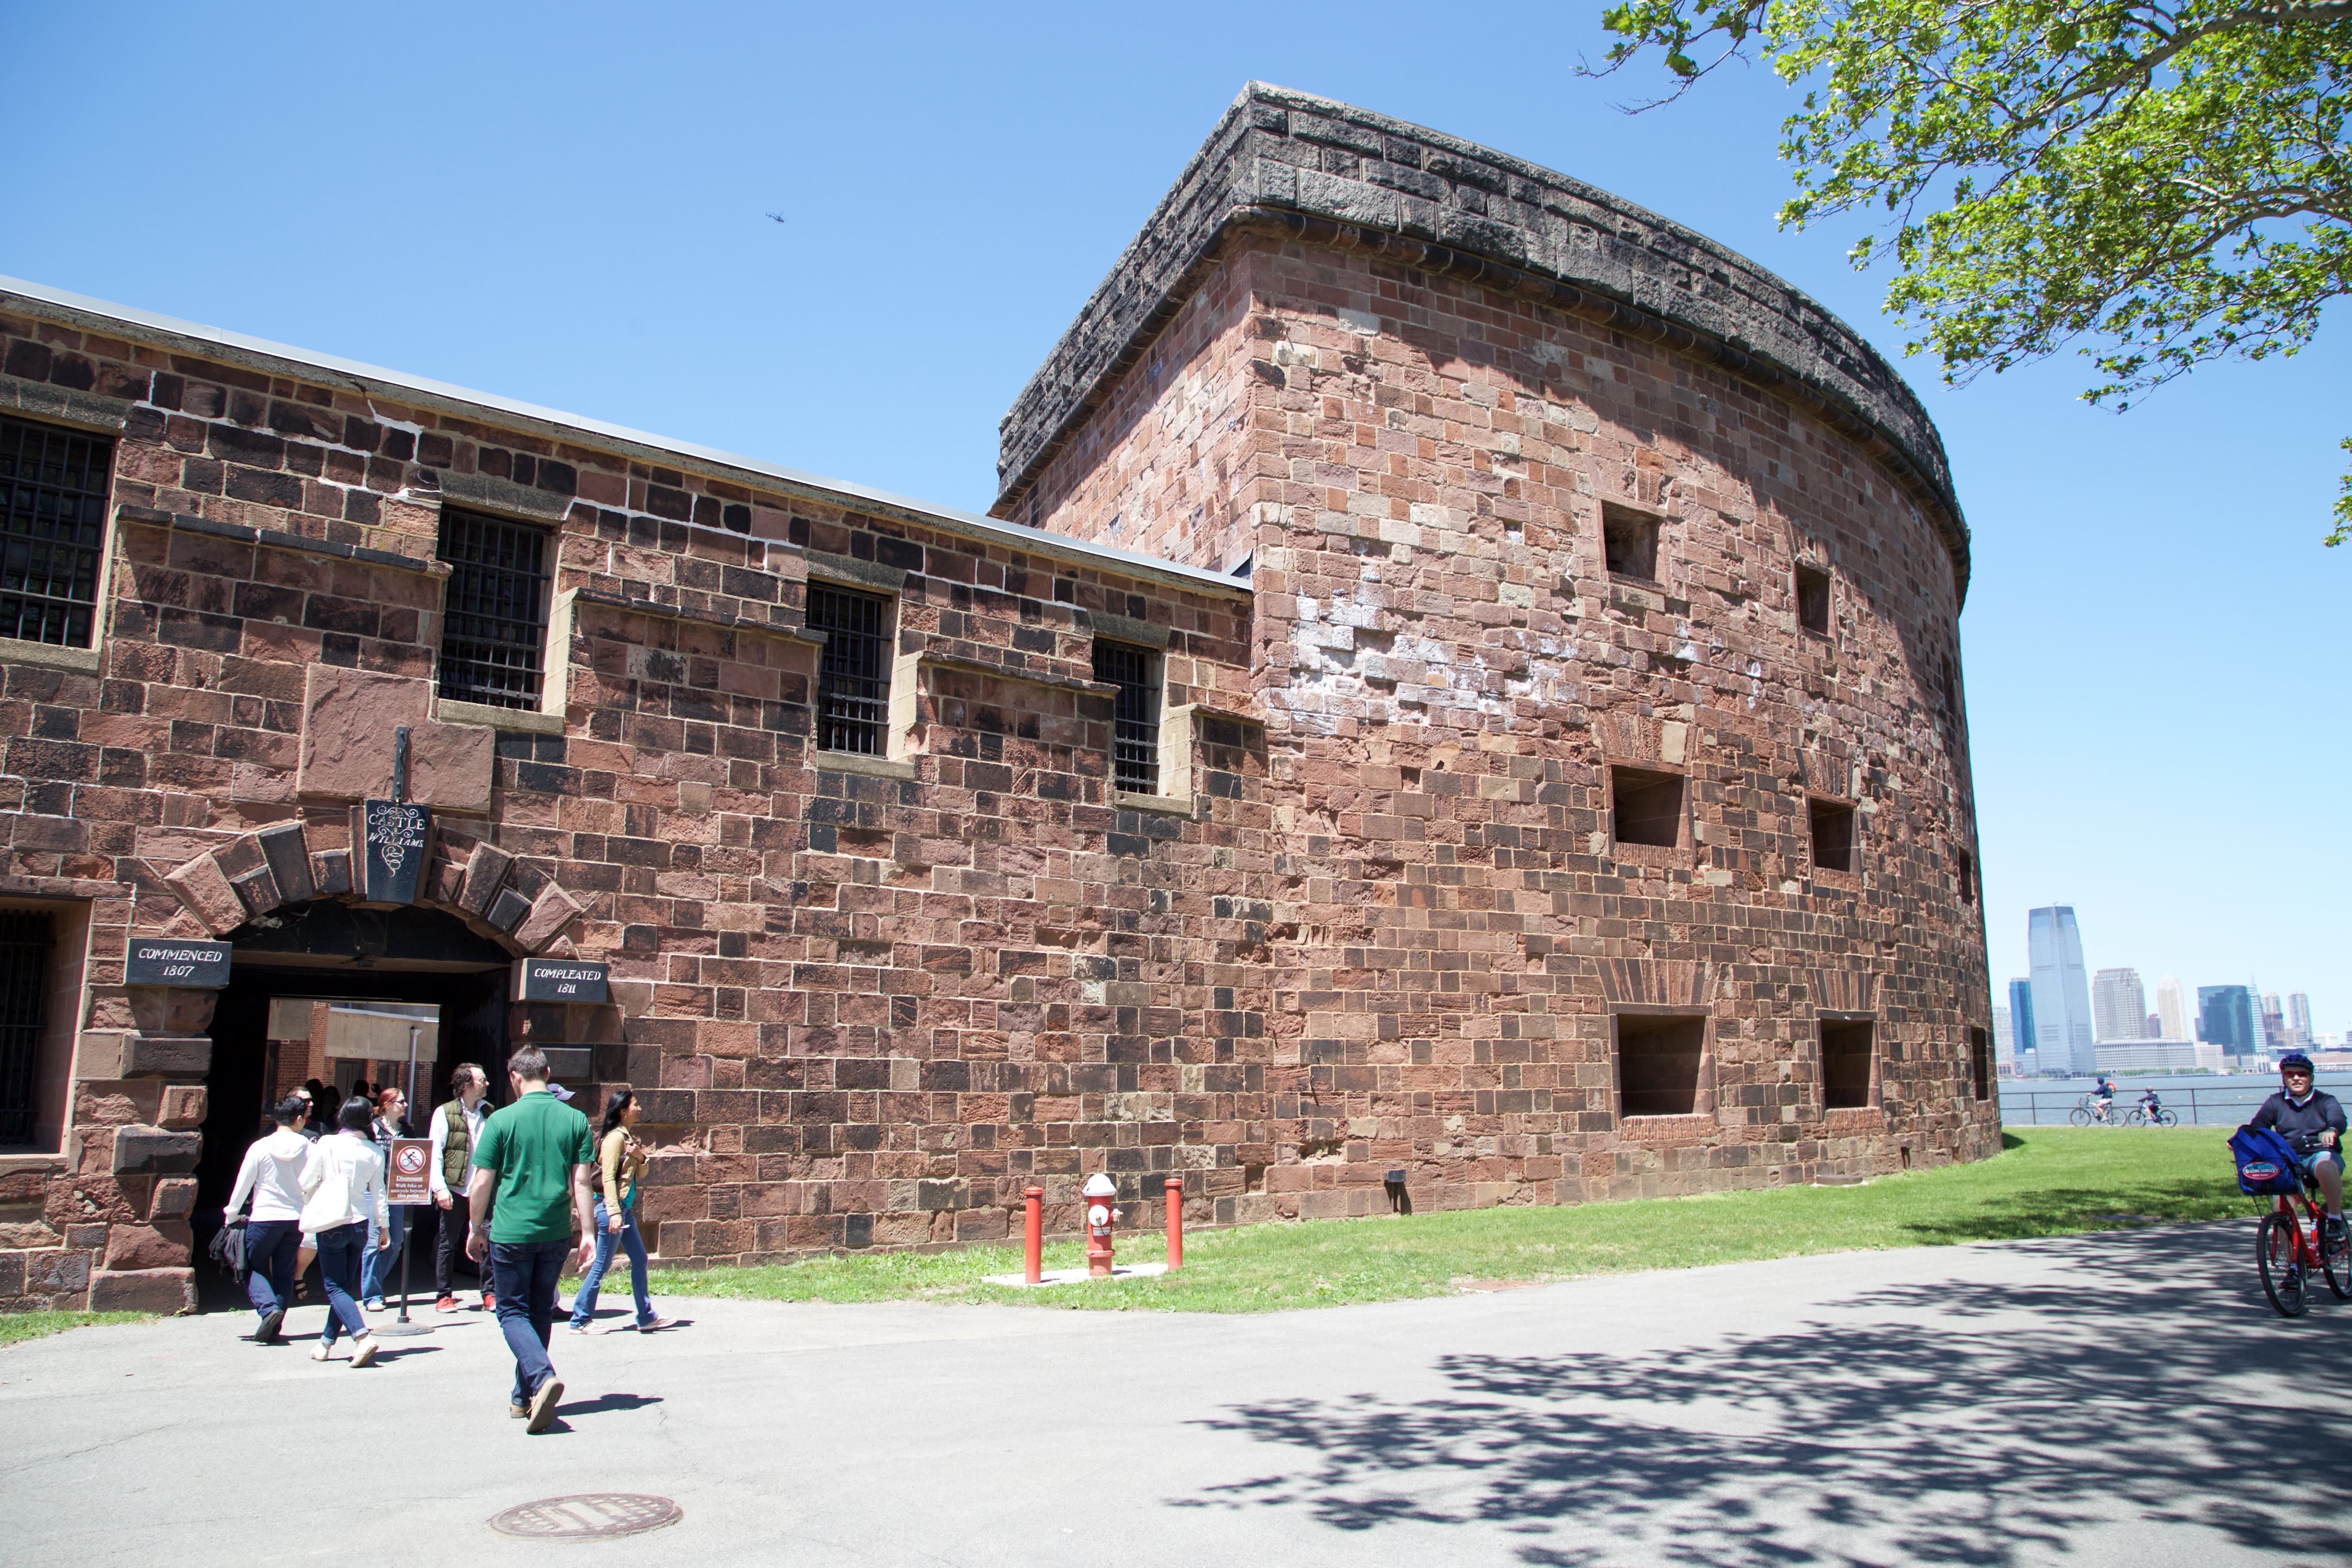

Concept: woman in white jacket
[[301, 1096, 390, 1366]]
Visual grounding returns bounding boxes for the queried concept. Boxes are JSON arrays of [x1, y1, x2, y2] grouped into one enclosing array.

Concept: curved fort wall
[[0, 85, 1988, 1313], [998, 85, 1995, 1211]]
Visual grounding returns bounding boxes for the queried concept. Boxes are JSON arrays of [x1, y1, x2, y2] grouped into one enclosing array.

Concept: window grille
[[436, 510, 551, 709], [1093, 640, 1159, 794], [0, 416, 113, 648], [808, 584, 893, 756], [0, 911, 53, 1147]]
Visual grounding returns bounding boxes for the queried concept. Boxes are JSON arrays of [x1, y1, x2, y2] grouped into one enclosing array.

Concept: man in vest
[[429, 1063, 494, 1312]]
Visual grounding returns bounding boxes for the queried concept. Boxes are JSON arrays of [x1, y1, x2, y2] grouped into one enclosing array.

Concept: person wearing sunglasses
[[2252, 1053, 2349, 1243]]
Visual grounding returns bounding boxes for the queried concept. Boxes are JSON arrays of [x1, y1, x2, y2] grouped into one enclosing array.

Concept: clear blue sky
[[6, 3, 2343, 1032]]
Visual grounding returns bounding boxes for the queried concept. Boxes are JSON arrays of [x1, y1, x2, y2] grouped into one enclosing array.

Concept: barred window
[[0, 910, 53, 1148], [0, 415, 114, 648], [1093, 640, 1160, 794], [437, 510, 551, 709], [808, 583, 893, 756]]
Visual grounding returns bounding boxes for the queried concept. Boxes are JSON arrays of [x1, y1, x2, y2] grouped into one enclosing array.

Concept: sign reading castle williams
[[514, 959, 610, 1003], [359, 799, 432, 904], [124, 939, 233, 988]]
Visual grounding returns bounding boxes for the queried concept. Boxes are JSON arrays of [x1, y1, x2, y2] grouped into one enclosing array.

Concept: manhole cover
[[488, 1494, 682, 1540]]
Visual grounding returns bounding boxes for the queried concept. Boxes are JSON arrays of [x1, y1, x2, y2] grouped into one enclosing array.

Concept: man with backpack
[[2252, 1053, 2348, 1242]]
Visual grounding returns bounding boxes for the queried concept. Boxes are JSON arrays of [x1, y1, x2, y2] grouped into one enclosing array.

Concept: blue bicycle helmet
[[2280, 1051, 2316, 1075]]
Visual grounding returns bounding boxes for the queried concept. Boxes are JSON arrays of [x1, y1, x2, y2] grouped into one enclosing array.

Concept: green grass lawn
[[0, 1311, 154, 1347], [624, 1126, 2248, 1315]]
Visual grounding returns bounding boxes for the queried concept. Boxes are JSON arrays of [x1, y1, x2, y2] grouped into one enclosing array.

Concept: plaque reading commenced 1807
[[124, 938, 233, 988], [359, 799, 432, 904]]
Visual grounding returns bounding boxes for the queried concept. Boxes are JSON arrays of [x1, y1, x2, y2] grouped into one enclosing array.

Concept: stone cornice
[[993, 83, 1969, 598]]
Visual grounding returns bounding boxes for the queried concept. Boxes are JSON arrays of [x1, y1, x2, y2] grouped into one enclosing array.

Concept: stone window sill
[[438, 697, 565, 734], [0, 637, 100, 673], [814, 751, 917, 781], [1115, 792, 1193, 817], [0, 1151, 67, 1175]]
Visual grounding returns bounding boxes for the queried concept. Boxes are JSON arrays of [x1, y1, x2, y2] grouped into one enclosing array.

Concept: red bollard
[[1164, 1177, 1183, 1271], [1023, 1185, 1043, 1284]]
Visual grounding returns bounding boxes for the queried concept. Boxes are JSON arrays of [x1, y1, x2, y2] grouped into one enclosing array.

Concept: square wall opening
[[1795, 563, 1830, 635], [1809, 798, 1855, 873], [1617, 1013, 1705, 1118], [1822, 1019, 1875, 1109], [1612, 768, 1684, 849], [1602, 503, 1659, 581]]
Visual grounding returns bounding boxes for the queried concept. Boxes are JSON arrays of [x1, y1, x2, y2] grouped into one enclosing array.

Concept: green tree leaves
[[1596, 0, 2352, 542]]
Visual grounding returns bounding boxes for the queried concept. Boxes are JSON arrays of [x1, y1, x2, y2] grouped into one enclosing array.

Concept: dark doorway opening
[[194, 904, 514, 1312]]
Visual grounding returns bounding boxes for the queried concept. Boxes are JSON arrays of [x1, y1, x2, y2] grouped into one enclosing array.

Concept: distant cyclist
[[2251, 1053, 2348, 1244], [2093, 1075, 2119, 1123], [2138, 1088, 2165, 1125]]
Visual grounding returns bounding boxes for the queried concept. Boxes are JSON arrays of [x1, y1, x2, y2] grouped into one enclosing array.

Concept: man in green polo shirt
[[465, 1046, 597, 1433]]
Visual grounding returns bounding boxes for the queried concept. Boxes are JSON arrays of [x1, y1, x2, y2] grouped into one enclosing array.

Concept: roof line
[[0, 274, 1251, 598]]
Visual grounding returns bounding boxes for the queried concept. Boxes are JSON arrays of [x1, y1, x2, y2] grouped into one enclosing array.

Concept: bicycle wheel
[[2069, 1106, 2092, 1126], [2125, 1109, 2146, 1127], [2259, 1212, 2309, 1317], [2157, 1109, 2178, 1128]]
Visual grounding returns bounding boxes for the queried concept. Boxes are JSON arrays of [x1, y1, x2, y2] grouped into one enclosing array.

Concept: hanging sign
[[386, 1138, 434, 1206], [358, 799, 432, 904], [124, 938, 233, 988], [513, 958, 610, 1004]]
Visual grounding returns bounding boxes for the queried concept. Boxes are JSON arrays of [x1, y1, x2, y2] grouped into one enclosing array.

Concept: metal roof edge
[[0, 274, 1252, 599]]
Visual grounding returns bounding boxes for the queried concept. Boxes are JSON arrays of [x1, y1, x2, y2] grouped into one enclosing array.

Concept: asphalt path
[[4, 1221, 2346, 1568]]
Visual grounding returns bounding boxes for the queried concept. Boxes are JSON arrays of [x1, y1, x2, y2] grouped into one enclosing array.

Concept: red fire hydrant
[[1082, 1173, 1119, 1277]]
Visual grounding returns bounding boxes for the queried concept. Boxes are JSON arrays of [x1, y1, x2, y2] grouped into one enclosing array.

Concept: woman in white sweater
[[301, 1096, 390, 1366]]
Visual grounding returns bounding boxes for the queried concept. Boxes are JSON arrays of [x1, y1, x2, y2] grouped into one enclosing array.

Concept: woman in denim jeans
[[568, 1088, 676, 1334], [299, 1096, 389, 1366]]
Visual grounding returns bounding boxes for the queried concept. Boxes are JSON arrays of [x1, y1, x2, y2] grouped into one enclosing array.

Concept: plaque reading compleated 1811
[[359, 799, 432, 904], [514, 958, 611, 1004], [123, 938, 233, 988]]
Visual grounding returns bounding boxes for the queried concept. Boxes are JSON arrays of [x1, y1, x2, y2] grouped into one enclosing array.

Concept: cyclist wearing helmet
[[2138, 1087, 2164, 1125], [2252, 1053, 2348, 1243]]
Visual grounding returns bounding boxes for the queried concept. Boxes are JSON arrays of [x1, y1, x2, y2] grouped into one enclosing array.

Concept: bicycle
[[2125, 1106, 2178, 1127], [2068, 1096, 2119, 1127], [2256, 1169, 2352, 1318]]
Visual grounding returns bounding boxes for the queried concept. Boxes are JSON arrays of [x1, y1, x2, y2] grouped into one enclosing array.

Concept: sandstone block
[[120, 1035, 212, 1078], [148, 1178, 197, 1219], [103, 1221, 191, 1270], [255, 820, 315, 903], [112, 1127, 201, 1175], [25, 1249, 91, 1300], [89, 1266, 193, 1314], [296, 666, 493, 808], [514, 883, 584, 952], [162, 853, 242, 935], [159, 1084, 207, 1129]]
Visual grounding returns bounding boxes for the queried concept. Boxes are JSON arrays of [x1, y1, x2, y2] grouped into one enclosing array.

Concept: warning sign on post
[[387, 1139, 434, 1206]]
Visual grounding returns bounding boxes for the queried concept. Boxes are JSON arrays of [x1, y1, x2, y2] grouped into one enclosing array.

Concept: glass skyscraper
[[2007, 978, 2037, 1069], [2027, 906, 2098, 1074], [2199, 985, 2259, 1057]]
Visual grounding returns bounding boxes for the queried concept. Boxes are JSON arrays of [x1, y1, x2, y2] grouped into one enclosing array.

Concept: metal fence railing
[[1998, 1078, 2352, 1128]]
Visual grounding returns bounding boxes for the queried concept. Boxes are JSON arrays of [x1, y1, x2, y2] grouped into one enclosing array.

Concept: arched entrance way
[[192, 903, 520, 1307]]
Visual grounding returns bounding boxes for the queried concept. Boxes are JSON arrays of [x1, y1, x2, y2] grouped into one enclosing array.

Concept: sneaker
[[435, 1295, 459, 1312], [2327, 1216, 2347, 1246], [311, 1341, 334, 1362], [350, 1337, 380, 1369], [509, 1401, 530, 1419], [637, 1315, 680, 1332], [481, 1292, 498, 1313], [363, 1298, 386, 1312], [255, 1308, 285, 1343], [526, 1375, 565, 1434], [567, 1322, 596, 1335]]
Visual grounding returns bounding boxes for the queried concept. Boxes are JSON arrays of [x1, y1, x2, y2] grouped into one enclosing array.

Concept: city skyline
[[2005, 911, 2334, 1064]]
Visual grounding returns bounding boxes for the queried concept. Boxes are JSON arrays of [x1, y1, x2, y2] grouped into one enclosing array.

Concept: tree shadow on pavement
[[1177, 1225, 2352, 1566]]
